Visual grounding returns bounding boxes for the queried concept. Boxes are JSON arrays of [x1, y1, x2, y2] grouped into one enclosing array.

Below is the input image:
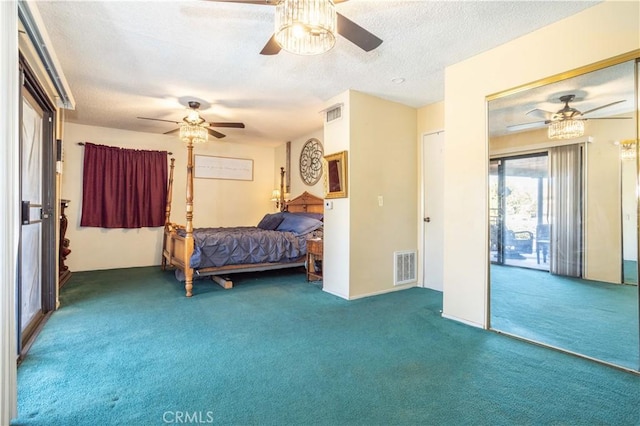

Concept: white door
[[422, 131, 444, 291]]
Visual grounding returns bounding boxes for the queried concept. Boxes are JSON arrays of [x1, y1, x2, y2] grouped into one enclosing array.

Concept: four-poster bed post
[[184, 139, 195, 297], [161, 158, 175, 271], [279, 166, 286, 212]]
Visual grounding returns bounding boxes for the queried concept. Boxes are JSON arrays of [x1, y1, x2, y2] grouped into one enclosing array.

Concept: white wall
[[322, 91, 351, 299], [443, 0, 640, 327], [61, 123, 275, 271], [1, 2, 19, 423]]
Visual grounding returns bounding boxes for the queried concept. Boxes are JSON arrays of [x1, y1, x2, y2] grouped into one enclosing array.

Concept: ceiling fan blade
[[260, 34, 281, 55], [584, 116, 633, 120], [207, 128, 226, 139], [580, 100, 626, 116], [337, 13, 382, 52], [207, 0, 350, 5], [525, 108, 554, 119], [208, 0, 278, 4], [138, 117, 179, 124], [163, 128, 180, 135], [210, 122, 245, 128], [507, 121, 546, 132]]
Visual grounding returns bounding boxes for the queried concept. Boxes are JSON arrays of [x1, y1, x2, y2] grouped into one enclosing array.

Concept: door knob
[[424, 217, 431, 223]]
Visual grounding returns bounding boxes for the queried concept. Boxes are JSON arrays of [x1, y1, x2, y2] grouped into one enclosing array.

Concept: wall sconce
[[271, 189, 281, 210], [619, 139, 638, 161]]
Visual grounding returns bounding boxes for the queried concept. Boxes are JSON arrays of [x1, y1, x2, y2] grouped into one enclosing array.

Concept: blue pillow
[[276, 212, 323, 236], [257, 213, 285, 230], [290, 212, 323, 221]]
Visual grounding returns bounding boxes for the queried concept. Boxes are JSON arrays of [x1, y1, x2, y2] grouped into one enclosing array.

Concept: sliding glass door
[[490, 154, 549, 271]]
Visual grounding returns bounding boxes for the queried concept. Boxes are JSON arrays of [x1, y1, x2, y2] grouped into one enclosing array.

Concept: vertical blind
[[80, 142, 168, 228], [549, 143, 584, 277]]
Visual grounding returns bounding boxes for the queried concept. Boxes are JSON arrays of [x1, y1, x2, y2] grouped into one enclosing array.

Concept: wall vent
[[326, 105, 342, 123], [394, 250, 417, 286]]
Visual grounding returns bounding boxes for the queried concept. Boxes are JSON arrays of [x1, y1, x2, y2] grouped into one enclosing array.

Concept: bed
[[161, 158, 324, 296]]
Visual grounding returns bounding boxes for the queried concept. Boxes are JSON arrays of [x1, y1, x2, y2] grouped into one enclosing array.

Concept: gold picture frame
[[323, 150, 348, 199]]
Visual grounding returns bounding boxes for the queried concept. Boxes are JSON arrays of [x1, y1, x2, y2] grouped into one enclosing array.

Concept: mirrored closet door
[[488, 58, 639, 372]]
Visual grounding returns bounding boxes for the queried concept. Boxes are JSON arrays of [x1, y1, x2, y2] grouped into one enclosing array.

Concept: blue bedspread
[[182, 226, 308, 269]]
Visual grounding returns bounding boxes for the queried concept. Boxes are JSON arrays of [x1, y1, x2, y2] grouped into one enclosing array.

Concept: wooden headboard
[[286, 191, 324, 214]]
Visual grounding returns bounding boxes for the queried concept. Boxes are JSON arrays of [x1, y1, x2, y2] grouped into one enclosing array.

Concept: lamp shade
[[274, 0, 337, 55]]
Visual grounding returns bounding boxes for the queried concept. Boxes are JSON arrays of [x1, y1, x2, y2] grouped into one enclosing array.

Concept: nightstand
[[306, 238, 323, 281]]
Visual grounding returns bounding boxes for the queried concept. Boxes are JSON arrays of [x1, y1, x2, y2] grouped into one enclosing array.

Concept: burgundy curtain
[[80, 142, 168, 228]]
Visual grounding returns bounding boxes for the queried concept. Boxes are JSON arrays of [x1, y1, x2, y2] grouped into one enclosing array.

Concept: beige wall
[[274, 128, 325, 200], [443, 0, 640, 327], [321, 90, 417, 299], [417, 101, 444, 135], [62, 123, 275, 271], [349, 91, 417, 297], [584, 118, 636, 282]]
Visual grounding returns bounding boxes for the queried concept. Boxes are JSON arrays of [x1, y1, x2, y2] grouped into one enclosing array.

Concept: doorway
[[18, 57, 56, 357]]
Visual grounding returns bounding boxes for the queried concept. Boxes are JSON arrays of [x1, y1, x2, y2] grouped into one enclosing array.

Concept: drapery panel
[[81, 142, 168, 228], [549, 143, 584, 277]]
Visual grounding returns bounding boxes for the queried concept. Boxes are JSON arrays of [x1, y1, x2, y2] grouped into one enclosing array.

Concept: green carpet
[[12, 267, 640, 425], [491, 264, 640, 371], [624, 260, 638, 284]]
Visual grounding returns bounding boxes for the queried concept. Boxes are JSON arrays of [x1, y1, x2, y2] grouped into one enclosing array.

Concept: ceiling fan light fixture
[[274, 0, 337, 55], [186, 109, 202, 124], [179, 122, 208, 144], [548, 119, 584, 140]]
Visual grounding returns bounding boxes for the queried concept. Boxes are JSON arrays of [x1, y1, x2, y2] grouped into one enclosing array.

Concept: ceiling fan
[[137, 101, 245, 139], [507, 94, 630, 133], [210, 0, 383, 55]]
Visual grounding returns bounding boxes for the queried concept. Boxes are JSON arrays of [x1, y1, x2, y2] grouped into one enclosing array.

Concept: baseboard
[[322, 287, 348, 300], [441, 313, 485, 329], [346, 284, 418, 300]]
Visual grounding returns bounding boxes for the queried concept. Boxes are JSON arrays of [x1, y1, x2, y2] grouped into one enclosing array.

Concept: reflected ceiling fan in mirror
[[507, 94, 631, 140], [137, 101, 245, 140], [210, 0, 382, 55]]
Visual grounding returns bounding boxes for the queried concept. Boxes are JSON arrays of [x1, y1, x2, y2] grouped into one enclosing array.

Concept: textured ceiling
[[33, 0, 601, 146]]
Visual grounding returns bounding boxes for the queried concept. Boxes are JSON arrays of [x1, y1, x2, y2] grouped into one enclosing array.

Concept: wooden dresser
[[306, 238, 323, 281], [59, 199, 72, 288]]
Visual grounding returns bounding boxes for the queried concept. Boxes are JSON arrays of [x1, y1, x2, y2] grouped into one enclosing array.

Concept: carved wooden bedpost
[[279, 167, 286, 212], [161, 158, 175, 271], [184, 140, 195, 297]]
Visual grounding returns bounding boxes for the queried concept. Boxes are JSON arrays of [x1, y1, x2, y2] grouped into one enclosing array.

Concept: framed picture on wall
[[324, 150, 348, 198], [194, 155, 253, 181]]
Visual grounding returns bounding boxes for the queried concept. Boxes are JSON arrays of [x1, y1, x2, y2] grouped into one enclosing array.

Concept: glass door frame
[[17, 54, 56, 358], [490, 152, 550, 271]]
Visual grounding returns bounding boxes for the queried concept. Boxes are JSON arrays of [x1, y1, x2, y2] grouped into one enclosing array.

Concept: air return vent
[[394, 250, 417, 286], [326, 104, 342, 123]]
